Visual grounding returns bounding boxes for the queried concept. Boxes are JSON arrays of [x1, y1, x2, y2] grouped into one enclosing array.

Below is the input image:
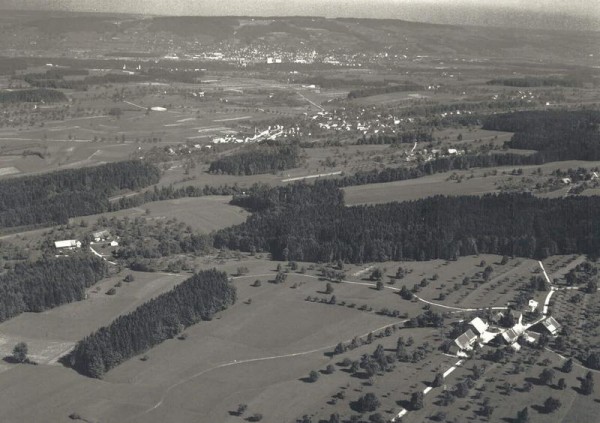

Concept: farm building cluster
[[450, 314, 562, 357]]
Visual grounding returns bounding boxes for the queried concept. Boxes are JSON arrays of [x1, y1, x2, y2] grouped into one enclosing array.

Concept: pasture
[[0, 245, 597, 423], [344, 160, 600, 205]]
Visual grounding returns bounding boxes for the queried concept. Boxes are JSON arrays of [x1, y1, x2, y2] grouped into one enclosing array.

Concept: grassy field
[[344, 160, 600, 205], [74, 195, 248, 233]]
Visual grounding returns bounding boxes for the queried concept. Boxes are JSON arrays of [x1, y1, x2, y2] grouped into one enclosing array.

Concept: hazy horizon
[[0, 0, 598, 31]]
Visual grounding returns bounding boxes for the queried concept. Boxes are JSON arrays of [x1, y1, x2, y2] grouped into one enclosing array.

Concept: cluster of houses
[[211, 125, 286, 144], [449, 312, 562, 357]]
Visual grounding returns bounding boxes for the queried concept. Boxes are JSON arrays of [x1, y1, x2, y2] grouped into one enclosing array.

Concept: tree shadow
[[396, 399, 412, 410], [531, 404, 549, 414], [524, 376, 544, 386], [572, 385, 584, 395]]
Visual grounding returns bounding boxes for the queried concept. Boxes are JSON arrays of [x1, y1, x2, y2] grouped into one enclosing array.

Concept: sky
[[0, 0, 598, 30]]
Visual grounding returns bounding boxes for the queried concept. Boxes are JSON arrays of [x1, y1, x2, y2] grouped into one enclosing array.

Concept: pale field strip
[[213, 116, 252, 122], [282, 171, 342, 182], [0, 167, 20, 176]]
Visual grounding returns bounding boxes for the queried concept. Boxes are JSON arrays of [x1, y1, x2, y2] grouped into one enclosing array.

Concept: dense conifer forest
[[0, 255, 108, 322], [67, 269, 236, 378], [208, 142, 303, 175], [484, 110, 600, 161], [214, 182, 600, 263], [0, 160, 160, 228]]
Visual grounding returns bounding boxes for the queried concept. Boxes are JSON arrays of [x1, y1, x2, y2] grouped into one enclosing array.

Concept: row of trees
[[66, 269, 236, 378], [217, 182, 600, 263], [0, 88, 67, 103], [208, 142, 303, 175], [487, 76, 586, 88], [0, 160, 160, 228], [0, 255, 108, 323]]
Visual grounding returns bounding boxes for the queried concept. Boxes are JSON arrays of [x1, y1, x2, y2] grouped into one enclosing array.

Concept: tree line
[[487, 77, 585, 88], [484, 110, 600, 161], [0, 255, 108, 323], [66, 269, 236, 378], [0, 160, 160, 228], [0, 88, 67, 103], [208, 142, 303, 175], [331, 152, 544, 188], [215, 181, 600, 263]]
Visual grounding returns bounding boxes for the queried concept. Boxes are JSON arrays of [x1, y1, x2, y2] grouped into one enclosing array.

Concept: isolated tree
[[12, 342, 28, 363], [396, 266, 405, 279], [370, 268, 383, 281], [543, 397, 561, 413], [328, 414, 340, 423], [124, 274, 135, 282], [581, 371, 595, 395], [410, 392, 424, 410], [540, 368, 555, 386], [400, 285, 413, 300], [325, 364, 335, 374], [376, 280, 384, 291], [308, 370, 319, 383], [236, 404, 248, 416], [432, 372, 444, 388], [557, 378, 567, 390], [275, 271, 287, 284], [236, 266, 249, 276], [356, 393, 380, 412], [252, 279, 262, 287], [562, 358, 573, 373], [333, 342, 345, 355], [515, 407, 529, 423], [325, 283, 334, 294]]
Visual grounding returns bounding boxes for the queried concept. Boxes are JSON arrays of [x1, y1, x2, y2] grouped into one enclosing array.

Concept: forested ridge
[[484, 110, 600, 161], [67, 269, 236, 378], [214, 182, 600, 263], [208, 142, 302, 175], [0, 160, 160, 228], [0, 255, 108, 322]]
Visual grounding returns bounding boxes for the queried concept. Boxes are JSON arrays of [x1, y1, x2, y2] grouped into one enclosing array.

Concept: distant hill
[[0, 10, 597, 61]]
